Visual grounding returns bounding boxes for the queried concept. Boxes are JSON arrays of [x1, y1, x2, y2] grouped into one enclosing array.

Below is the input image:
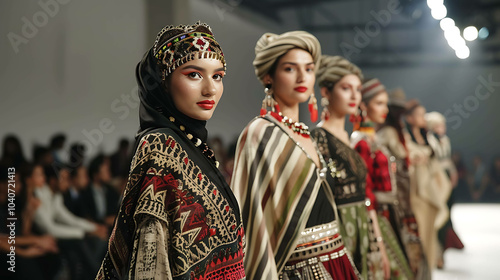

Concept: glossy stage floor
[[433, 204, 500, 280]]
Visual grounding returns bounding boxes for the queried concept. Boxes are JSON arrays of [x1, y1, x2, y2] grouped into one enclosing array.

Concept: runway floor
[[432, 203, 500, 280]]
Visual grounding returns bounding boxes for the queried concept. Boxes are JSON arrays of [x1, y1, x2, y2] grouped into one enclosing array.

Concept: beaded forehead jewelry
[[153, 21, 226, 80]]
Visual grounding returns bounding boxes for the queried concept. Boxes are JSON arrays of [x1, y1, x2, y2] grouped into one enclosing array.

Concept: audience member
[[29, 163, 106, 280], [0, 165, 60, 280], [0, 135, 27, 168], [64, 165, 89, 217]]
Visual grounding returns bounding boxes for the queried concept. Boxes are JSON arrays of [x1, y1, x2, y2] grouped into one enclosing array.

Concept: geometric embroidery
[[131, 133, 244, 279]]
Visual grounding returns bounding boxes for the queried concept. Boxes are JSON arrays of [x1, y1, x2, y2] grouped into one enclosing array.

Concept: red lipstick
[[348, 103, 357, 107], [197, 100, 215, 109], [294, 86, 308, 93], [382, 114, 387, 119]]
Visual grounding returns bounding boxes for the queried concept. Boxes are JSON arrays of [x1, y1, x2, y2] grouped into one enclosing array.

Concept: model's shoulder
[[247, 116, 277, 128], [377, 126, 397, 137], [135, 128, 187, 157], [242, 116, 279, 135], [138, 128, 177, 143]]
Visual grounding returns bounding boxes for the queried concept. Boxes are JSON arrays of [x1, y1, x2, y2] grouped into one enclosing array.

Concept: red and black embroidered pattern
[[97, 133, 245, 280]]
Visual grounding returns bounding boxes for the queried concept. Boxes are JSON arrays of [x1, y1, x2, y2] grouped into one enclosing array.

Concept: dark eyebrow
[[280, 62, 315, 66], [179, 65, 204, 71], [179, 65, 225, 73]]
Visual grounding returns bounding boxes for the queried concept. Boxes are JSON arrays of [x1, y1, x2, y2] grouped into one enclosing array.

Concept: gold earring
[[321, 97, 330, 121]]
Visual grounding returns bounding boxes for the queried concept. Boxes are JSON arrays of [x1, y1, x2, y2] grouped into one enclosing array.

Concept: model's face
[[407, 106, 427, 128], [169, 58, 225, 121], [266, 48, 315, 107], [433, 122, 446, 136], [326, 74, 362, 116], [364, 92, 389, 124]]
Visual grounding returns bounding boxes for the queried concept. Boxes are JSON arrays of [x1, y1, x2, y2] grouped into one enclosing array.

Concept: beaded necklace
[[270, 111, 310, 138], [168, 116, 219, 168], [357, 121, 376, 136]]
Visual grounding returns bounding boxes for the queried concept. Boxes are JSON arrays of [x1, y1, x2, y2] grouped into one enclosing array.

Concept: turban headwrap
[[388, 88, 407, 108], [316, 55, 363, 89], [253, 31, 321, 85], [361, 78, 387, 102]]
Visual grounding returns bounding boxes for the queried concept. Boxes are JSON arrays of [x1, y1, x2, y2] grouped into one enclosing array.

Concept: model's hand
[[19, 246, 45, 258], [36, 235, 58, 253], [91, 224, 109, 240], [379, 243, 391, 280], [451, 173, 459, 188]]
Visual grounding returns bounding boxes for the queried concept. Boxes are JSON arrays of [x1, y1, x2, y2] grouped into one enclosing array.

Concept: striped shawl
[[230, 116, 322, 279]]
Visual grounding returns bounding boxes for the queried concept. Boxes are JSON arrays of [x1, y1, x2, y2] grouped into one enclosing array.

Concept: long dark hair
[[380, 105, 407, 147]]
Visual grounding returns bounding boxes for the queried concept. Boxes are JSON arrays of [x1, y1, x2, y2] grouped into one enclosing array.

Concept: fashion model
[[96, 22, 245, 280], [426, 111, 464, 268], [404, 100, 451, 270], [231, 32, 358, 279], [312, 55, 376, 279], [377, 89, 431, 279], [351, 79, 414, 279]]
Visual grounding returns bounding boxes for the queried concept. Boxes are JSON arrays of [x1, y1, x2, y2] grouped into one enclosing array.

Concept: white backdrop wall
[[1, 0, 146, 162]]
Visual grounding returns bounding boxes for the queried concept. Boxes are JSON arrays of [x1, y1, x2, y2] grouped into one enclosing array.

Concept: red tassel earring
[[349, 107, 362, 123], [308, 92, 318, 123]]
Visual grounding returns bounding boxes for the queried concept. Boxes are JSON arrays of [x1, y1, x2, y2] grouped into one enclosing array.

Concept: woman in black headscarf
[[96, 22, 245, 280]]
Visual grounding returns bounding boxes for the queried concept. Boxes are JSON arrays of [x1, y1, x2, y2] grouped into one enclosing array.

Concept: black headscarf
[[134, 48, 208, 149]]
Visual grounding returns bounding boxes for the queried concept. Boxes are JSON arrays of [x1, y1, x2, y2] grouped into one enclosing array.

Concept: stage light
[[455, 46, 470, 59], [448, 37, 466, 51], [440, 18, 455, 31], [478, 27, 489, 40], [427, 0, 444, 10], [431, 4, 447, 20], [444, 26, 461, 37], [463, 26, 479, 41]]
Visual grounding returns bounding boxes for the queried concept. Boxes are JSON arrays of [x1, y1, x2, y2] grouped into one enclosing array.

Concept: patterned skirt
[[337, 201, 370, 279], [280, 222, 359, 280], [375, 191, 424, 280]]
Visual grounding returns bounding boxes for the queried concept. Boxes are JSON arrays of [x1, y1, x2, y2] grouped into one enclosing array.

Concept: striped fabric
[[231, 116, 322, 280], [361, 78, 386, 102]]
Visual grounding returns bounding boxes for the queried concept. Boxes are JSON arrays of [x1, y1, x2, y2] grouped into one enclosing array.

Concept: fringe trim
[[160, 51, 226, 81]]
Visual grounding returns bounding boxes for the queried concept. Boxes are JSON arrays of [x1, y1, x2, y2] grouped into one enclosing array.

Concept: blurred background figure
[[0, 135, 27, 169], [487, 156, 500, 202], [81, 154, 119, 231], [452, 151, 470, 203], [50, 134, 68, 167], [109, 138, 131, 190], [378, 88, 430, 278], [30, 162, 107, 280], [33, 145, 54, 168], [0, 165, 61, 280], [469, 155, 490, 202], [69, 143, 87, 170], [426, 111, 464, 269], [64, 165, 89, 217], [405, 100, 451, 270]]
